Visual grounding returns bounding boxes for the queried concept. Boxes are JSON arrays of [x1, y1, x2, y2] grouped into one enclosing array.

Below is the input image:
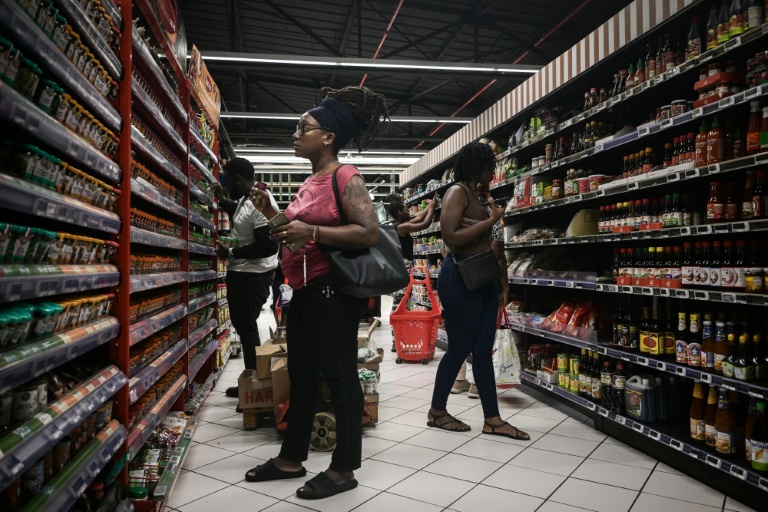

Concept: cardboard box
[[566, 209, 599, 237], [238, 369, 275, 409], [358, 348, 384, 371], [364, 392, 379, 404], [255, 343, 287, 380], [268, 327, 287, 345], [271, 358, 290, 415], [357, 319, 381, 348], [365, 403, 378, 424]]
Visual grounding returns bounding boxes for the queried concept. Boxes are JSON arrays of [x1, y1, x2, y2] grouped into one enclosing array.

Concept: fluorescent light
[[389, 116, 471, 124], [220, 112, 471, 124], [234, 147, 428, 156], [243, 155, 418, 165]]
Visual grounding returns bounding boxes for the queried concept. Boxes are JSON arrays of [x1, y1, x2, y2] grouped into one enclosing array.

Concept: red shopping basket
[[390, 266, 442, 364]]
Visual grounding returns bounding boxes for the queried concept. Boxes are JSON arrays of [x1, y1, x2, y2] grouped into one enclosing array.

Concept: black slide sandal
[[296, 472, 358, 500], [482, 420, 530, 440], [427, 410, 471, 432], [245, 459, 307, 482]]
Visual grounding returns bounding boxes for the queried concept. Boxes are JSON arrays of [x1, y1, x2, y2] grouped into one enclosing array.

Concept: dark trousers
[[431, 255, 500, 418], [279, 275, 367, 471], [226, 269, 275, 369]]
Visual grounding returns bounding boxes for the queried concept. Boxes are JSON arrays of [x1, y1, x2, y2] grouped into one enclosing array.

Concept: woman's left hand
[[270, 220, 314, 247]]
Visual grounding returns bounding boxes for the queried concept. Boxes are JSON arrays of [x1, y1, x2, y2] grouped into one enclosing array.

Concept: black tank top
[[396, 225, 414, 260]]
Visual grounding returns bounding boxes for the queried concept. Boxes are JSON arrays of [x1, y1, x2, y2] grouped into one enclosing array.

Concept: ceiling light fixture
[[233, 147, 428, 156], [219, 112, 472, 124], [243, 155, 419, 165]]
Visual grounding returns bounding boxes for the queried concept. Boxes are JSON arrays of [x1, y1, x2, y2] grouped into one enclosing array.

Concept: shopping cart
[[390, 266, 442, 364]]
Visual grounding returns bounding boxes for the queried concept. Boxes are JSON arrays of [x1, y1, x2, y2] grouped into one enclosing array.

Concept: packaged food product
[[12, 382, 38, 422], [14, 57, 41, 99]]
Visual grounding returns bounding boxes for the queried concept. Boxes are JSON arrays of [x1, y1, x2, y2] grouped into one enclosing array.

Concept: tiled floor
[[167, 296, 758, 512]]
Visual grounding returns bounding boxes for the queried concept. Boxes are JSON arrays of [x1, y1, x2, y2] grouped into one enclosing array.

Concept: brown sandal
[[483, 420, 530, 440], [427, 410, 471, 432]]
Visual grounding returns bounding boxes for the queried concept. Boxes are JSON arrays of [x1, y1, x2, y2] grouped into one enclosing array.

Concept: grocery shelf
[[0, 317, 120, 395], [218, 271, 227, 278], [188, 270, 217, 283], [413, 247, 443, 256], [216, 319, 232, 335], [504, 152, 768, 220], [130, 30, 187, 123], [506, 219, 768, 248], [594, 283, 768, 308], [189, 292, 217, 314], [412, 271, 440, 279], [129, 304, 188, 346], [186, 370, 218, 417], [131, 227, 188, 250], [99, 0, 123, 29], [0, 264, 120, 303], [56, 0, 122, 80], [190, 318, 218, 346], [130, 272, 188, 294], [412, 224, 441, 236], [131, 126, 187, 186], [189, 338, 220, 382], [126, 374, 187, 461], [129, 339, 188, 403], [131, 78, 187, 154], [405, 180, 454, 206], [150, 420, 199, 503], [22, 420, 127, 512], [0, 1, 122, 133], [508, 275, 597, 291], [510, 320, 768, 400], [217, 297, 228, 308], [190, 154, 217, 185], [520, 371, 768, 495], [0, 366, 126, 490], [188, 242, 216, 256], [190, 182, 215, 208], [131, 177, 187, 217], [0, 173, 121, 234], [190, 211, 216, 231], [190, 127, 219, 166], [134, 0, 186, 87], [0, 80, 121, 184]]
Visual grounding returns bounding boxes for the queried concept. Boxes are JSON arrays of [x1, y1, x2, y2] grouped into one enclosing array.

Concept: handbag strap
[[331, 167, 348, 225]]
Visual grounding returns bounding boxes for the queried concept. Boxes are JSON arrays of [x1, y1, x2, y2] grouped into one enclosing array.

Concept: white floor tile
[[452, 436, 525, 464], [371, 443, 446, 469], [236, 472, 318, 500], [195, 406, 240, 423], [375, 405, 410, 423], [202, 392, 239, 408], [482, 464, 566, 498], [537, 502, 597, 512], [652, 461, 684, 476], [403, 429, 473, 452], [630, 493, 721, 512], [507, 447, 587, 477], [166, 471, 230, 509], [242, 440, 283, 461], [588, 442, 658, 470], [380, 395, 432, 411], [361, 436, 399, 458], [285, 484, 379, 512], [450, 484, 543, 512], [193, 422, 242, 444], [364, 421, 425, 442], [642, 471, 724, 508], [354, 459, 417, 490], [517, 402, 570, 421], [387, 410, 432, 428], [376, 383, 419, 396], [181, 444, 235, 471], [724, 496, 758, 512], [177, 484, 278, 512], [260, 501, 318, 512], [549, 421, 608, 443], [549, 479, 638, 512], [207, 414, 246, 430], [531, 433, 601, 457], [353, 491, 442, 512], [400, 387, 435, 401], [500, 413, 562, 433], [192, 453, 264, 484], [301, 451, 334, 474], [387, 471, 475, 508], [205, 430, 275, 453], [423, 452, 503, 483], [572, 459, 652, 491]]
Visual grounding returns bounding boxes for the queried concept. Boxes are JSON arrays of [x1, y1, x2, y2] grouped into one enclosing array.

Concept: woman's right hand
[[488, 197, 505, 222], [250, 186, 279, 219]]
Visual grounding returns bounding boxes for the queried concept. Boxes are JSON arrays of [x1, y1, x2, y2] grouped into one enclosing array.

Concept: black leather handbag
[[324, 169, 410, 298], [454, 250, 502, 291]]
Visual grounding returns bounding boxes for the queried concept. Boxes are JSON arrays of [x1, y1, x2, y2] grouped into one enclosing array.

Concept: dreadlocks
[[322, 86, 391, 152], [453, 141, 495, 184]]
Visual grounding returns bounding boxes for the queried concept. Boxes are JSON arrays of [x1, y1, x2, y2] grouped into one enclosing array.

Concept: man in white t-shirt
[[214, 158, 279, 398]]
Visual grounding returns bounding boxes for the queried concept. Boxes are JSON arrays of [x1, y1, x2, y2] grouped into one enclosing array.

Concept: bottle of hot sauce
[[707, 117, 725, 164], [707, 182, 725, 224], [691, 382, 707, 442], [704, 385, 719, 447], [747, 101, 762, 154], [696, 121, 709, 167]]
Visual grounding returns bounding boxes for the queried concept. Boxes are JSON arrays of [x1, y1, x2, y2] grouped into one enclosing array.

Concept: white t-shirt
[[227, 191, 279, 273]]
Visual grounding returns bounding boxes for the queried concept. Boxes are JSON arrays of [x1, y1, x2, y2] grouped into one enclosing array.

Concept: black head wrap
[[306, 97, 360, 149]]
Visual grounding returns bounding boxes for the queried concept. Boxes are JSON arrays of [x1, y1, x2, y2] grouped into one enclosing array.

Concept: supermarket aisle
[[167, 297, 756, 512]]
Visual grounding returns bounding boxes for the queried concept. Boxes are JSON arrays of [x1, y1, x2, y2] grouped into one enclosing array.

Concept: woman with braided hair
[[246, 85, 389, 500]]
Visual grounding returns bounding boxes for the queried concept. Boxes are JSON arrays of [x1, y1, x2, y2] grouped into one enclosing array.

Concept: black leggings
[[226, 270, 275, 369], [279, 275, 367, 471]]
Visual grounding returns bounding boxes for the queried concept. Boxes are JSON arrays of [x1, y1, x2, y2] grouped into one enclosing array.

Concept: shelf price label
[[724, 37, 741, 50], [598, 407, 609, 417], [729, 465, 747, 480], [648, 430, 661, 441], [705, 455, 722, 469], [670, 439, 684, 451], [691, 107, 704, 119], [675, 367, 686, 376], [719, 96, 735, 109], [636, 357, 648, 366], [660, 118, 674, 130], [744, 87, 761, 100], [615, 415, 626, 426], [632, 422, 644, 433], [700, 373, 712, 384], [585, 401, 596, 411]]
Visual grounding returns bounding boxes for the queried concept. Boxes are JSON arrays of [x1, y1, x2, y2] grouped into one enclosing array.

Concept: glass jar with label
[[34, 79, 62, 113], [14, 57, 42, 100]]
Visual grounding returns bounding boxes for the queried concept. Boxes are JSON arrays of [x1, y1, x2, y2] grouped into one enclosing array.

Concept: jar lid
[[128, 486, 148, 499], [671, 99, 687, 105], [20, 57, 43, 75]]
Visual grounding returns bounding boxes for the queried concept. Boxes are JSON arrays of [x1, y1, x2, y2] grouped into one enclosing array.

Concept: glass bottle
[[707, 4, 720, 49], [750, 400, 768, 472], [676, 307, 689, 364], [714, 320, 728, 374], [715, 387, 738, 454], [733, 126, 745, 159], [718, 0, 732, 43], [707, 182, 725, 224], [760, 106, 768, 150], [747, 0, 763, 29], [696, 121, 709, 167], [723, 333, 737, 377], [655, 37, 665, 77], [646, 43, 656, 80], [688, 312, 703, 367], [612, 360, 628, 414], [688, 16, 703, 60], [663, 34, 675, 71], [690, 382, 707, 442], [725, 182, 740, 221], [735, 333, 756, 381], [754, 170, 767, 218], [704, 385, 719, 447], [707, 117, 725, 164], [730, 0, 747, 37], [747, 100, 762, 154], [702, 314, 716, 371]]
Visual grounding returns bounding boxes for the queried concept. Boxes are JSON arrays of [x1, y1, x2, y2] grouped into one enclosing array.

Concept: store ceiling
[[177, 0, 632, 199]]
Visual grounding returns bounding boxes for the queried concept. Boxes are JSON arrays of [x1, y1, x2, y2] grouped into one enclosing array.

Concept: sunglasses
[[295, 123, 329, 136]]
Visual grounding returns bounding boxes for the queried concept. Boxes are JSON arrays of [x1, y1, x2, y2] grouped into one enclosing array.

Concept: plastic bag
[[278, 283, 293, 307], [493, 309, 521, 388]]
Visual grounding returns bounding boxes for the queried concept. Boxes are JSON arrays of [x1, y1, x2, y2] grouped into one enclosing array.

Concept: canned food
[[20, 459, 44, 498], [12, 383, 37, 422], [570, 356, 580, 375], [569, 374, 580, 394], [557, 353, 569, 373]]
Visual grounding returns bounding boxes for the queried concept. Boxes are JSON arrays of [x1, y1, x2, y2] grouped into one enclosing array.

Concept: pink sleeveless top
[[282, 165, 361, 289]]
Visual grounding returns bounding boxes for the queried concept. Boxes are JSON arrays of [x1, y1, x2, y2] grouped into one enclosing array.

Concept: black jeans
[[226, 269, 275, 369], [279, 275, 367, 472], [431, 255, 500, 418]]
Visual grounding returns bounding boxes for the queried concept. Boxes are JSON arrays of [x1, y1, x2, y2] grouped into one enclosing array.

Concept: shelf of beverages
[[189, 211, 215, 232], [130, 272, 188, 294], [405, 180, 454, 206], [596, 283, 768, 307], [189, 318, 218, 346], [56, 0, 122, 80], [126, 374, 186, 462], [131, 126, 186, 187], [130, 30, 187, 123], [149, 420, 198, 503], [188, 242, 216, 256], [521, 371, 768, 492], [0, 174, 122, 235], [0, 1, 121, 133], [189, 127, 218, 167], [129, 304, 187, 346], [131, 78, 187, 155], [189, 154, 216, 185], [509, 275, 597, 290], [0, 264, 119, 303], [130, 178, 187, 218], [189, 338, 219, 382], [189, 293, 216, 315], [0, 317, 120, 395], [21, 419, 127, 512], [0, 366, 126, 489], [130, 228, 187, 250], [190, 182, 215, 208], [129, 339, 188, 404], [188, 270, 217, 283], [216, 319, 232, 336]]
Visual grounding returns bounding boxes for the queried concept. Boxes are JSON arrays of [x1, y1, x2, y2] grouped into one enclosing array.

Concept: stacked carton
[[238, 329, 289, 429]]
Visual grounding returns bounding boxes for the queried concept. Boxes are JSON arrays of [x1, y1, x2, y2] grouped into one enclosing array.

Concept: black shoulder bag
[[323, 169, 410, 298]]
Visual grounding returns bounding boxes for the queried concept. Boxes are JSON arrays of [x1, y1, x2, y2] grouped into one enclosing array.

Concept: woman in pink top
[[247, 86, 390, 500]]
